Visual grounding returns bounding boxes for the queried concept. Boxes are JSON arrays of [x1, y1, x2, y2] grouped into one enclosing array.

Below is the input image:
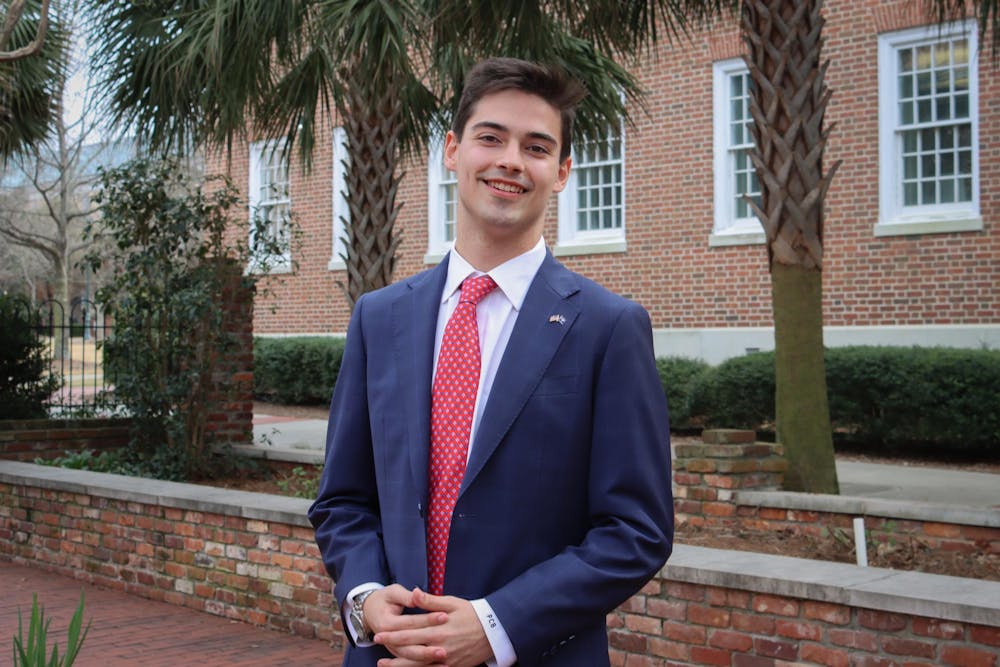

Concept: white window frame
[[555, 121, 627, 256], [711, 58, 765, 247], [877, 21, 982, 236], [248, 140, 292, 273], [329, 126, 350, 271], [426, 138, 457, 264]]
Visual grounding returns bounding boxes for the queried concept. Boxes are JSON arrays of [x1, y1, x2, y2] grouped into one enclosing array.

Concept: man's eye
[[527, 145, 551, 155]]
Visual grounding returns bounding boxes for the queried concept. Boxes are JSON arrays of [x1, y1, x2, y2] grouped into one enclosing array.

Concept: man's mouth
[[487, 180, 526, 194]]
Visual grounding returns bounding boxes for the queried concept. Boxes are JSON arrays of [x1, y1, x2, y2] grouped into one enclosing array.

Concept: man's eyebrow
[[469, 121, 557, 146]]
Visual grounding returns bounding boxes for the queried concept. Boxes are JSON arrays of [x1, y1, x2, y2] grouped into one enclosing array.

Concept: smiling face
[[444, 89, 571, 266]]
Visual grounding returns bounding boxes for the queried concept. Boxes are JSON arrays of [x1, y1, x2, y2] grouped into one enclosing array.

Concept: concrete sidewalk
[[253, 413, 1000, 509], [0, 562, 342, 667]]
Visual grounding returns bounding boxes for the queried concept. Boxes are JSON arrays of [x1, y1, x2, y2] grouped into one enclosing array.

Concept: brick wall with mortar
[[0, 472, 341, 646], [0, 419, 130, 462], [1, 462, 998, 665], [205, 0, 999, 338], [674, 429, 1000, 560], [204, 261, 255, 446]]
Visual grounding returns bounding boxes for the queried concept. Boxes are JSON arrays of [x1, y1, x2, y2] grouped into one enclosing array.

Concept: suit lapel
[[461, 254, 580, 495], [392, 257, 449, 504]]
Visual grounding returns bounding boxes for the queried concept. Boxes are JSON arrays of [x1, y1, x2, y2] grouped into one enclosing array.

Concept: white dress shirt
[[345, 237, 547, 667]]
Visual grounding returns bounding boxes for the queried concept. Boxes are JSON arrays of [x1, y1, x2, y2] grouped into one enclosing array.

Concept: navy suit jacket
[[308, 252, 673, 667]]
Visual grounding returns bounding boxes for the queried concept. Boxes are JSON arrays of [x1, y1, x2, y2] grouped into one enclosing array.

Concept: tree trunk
[[742, 0, 841, 493], [338, 68, 404, 311]]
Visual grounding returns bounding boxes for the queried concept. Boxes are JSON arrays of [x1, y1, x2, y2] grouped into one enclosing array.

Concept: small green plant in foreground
[[13, 591, 90, 667]]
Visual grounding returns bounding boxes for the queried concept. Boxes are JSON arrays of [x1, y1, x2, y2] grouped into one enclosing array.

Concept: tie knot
[[459, 275, 497, 306]]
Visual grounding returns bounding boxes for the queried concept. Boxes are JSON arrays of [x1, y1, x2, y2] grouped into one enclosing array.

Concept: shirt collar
[[442, 237, 547, 311]]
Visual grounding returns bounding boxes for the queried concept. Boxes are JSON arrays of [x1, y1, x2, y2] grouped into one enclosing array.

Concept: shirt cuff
[[471, 598, 516, 667], [343, 582, 384, 646]]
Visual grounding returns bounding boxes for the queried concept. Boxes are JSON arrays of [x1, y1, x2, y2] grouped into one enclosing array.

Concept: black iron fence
[[33, 299, 115, 415]]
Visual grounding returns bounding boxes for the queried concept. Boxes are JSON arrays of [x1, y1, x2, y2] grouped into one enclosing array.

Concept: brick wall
[[674, 430, 1000, 560], [608, 575, 1000, 666], [0, 467, 340, 646], [205, 0, 999, 339], [2, 462, 998, 665], [0, 419, 130, 462]]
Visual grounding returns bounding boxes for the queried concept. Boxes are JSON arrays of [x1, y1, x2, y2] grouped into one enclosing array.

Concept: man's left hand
[[373, 588, 493, 667]]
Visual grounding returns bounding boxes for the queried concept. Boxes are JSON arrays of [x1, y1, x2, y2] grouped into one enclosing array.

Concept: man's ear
[[443, 131, 459, 171], [552, 156, 572, 193]]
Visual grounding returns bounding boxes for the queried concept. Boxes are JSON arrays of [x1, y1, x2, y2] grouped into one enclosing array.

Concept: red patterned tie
[[427, 274, 497, 595]]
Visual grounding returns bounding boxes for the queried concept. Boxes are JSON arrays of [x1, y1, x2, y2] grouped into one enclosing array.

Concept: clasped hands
[[365, 584, 493, 667]]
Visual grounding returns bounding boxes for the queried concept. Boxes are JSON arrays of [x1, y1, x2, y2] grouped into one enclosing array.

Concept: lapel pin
[[548, 314, 566, 325]]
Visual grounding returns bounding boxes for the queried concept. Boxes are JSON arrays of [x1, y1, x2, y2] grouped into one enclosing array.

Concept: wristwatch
[[349, 589, 377, 642]]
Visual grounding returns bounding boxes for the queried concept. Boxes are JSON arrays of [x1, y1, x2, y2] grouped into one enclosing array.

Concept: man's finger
[[376, 635, 448, 663], [411, 587, 458, 612], [374, 610, 449, 633]]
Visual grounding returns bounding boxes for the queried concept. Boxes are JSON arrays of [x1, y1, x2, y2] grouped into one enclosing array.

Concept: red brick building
[[216, 1, 998, 363]]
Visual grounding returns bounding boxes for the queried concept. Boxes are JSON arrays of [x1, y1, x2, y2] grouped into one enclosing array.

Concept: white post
[[853, 517, 868, 567]]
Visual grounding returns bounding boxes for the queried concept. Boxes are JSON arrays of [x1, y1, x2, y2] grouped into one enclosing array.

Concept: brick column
[[204, 260, 254, 446], [673, 429, 787, 527]]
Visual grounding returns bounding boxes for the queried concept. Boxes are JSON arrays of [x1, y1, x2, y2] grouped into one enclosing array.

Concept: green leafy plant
[[13, 592, 90, 667], [0, 294, 61, 419], [276, 465, 323, 499], [35, 449, 132, 474], [82, 157, 292, 480]]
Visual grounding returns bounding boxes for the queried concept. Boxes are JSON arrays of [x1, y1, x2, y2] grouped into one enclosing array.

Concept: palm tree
[[0, 0, 66, 161], [85, 0, 998, 493]]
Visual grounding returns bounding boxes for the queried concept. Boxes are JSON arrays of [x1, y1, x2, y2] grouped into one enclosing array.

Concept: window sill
[[709, 230, 766, 247], [424, 250, 448, 265], [874, 215, 983, 237], [327, 257, 346, 272], [552, 238, 627, 257]]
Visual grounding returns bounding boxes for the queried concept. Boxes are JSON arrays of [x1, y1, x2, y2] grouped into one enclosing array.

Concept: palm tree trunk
[[742, 0, 841, 493], [338, 68, 404, 311]]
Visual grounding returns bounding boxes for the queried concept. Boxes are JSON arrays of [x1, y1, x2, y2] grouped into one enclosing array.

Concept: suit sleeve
[[486, 301, 674, 660], [307, 295, 390, 627]]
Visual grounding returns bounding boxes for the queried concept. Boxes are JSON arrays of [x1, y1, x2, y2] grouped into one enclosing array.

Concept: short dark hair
[[451, 58, 586, 162]]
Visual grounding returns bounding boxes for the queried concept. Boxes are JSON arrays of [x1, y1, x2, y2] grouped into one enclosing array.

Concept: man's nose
[[495, 143, 524, 172]]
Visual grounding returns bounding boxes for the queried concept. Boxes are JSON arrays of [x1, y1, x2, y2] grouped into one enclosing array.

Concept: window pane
[[941, 152, 954, 176], [918, 99, 932, 122], [921, 179, 936, 203], [958, 177, 972, 201], [900, 49, 913, 72], [917, 71, 932, 96], [955, 93, 969, 118], [904, 182, 918, 206], [921, 153, 936, 178], [957, 124, 971, 148], [903, 131, 918, 153], [916, 45, 932, 69], [940, 179, 955, 203], [940, 126, 954, 149], [958, 149, 972, 174], [900, 74, 914, 99], [904, 155, 918, 179]]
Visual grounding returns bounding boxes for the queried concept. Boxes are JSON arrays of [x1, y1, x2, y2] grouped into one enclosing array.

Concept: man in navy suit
[[308, 57, 673, 667]]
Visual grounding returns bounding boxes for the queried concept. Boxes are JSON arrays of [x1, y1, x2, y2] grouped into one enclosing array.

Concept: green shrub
[[84, 157, 287, 481], [0, 295, 61, 419], [655, 356, 711, 429], [825, 346, 1000, 453], [254, 336, 345, 404], [690, 351, 775, 429], [688, 346, 1000, 456]]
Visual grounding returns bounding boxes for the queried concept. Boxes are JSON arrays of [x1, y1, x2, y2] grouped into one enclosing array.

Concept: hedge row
[[253, 336, 345, 404], [677, 346, 999, 454], [254, 338, 998, 455]]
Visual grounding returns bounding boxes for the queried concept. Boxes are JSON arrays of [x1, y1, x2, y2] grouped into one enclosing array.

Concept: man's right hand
[[364, 585, 449, 665]]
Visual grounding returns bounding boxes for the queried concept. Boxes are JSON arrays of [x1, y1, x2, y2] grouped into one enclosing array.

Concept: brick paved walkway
[[1, 561, 343, 666]]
